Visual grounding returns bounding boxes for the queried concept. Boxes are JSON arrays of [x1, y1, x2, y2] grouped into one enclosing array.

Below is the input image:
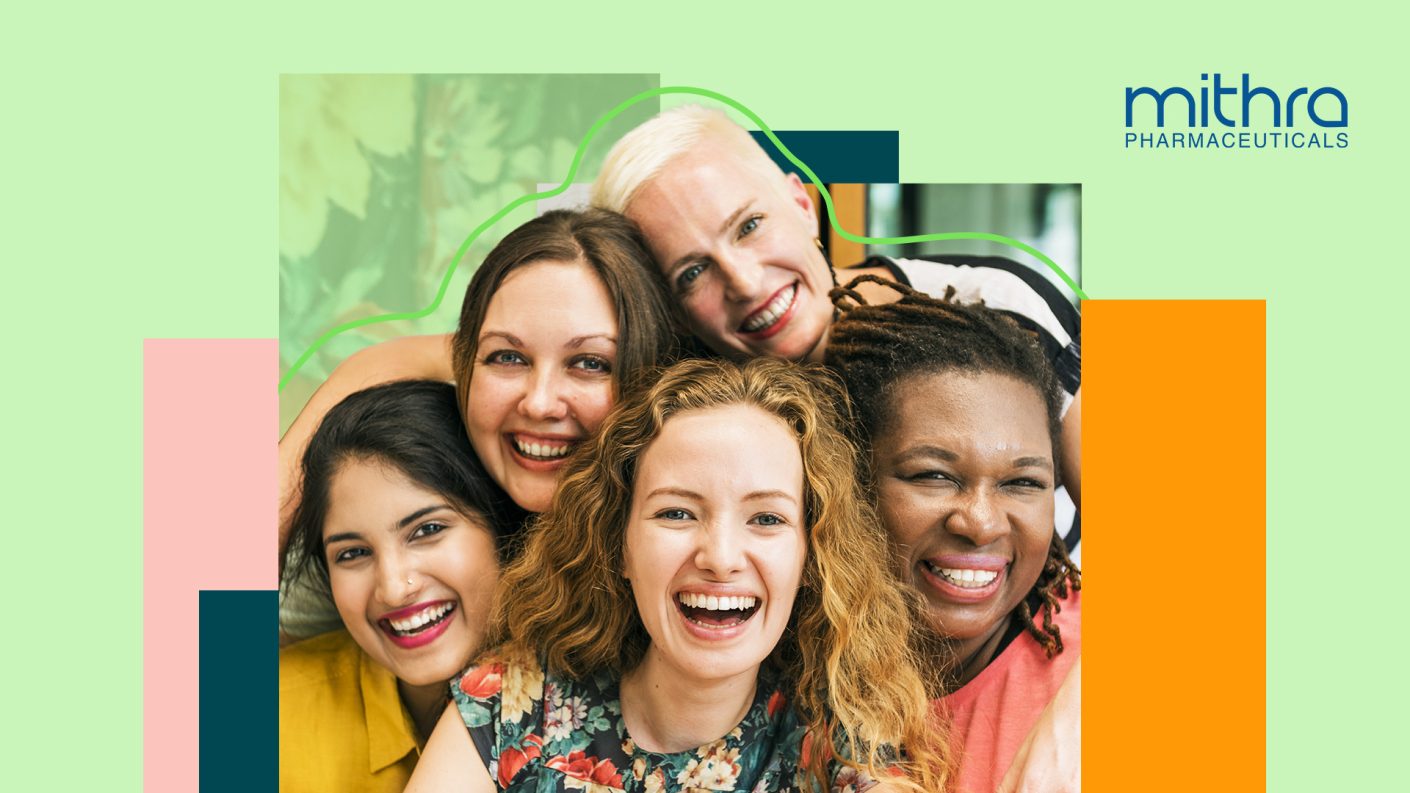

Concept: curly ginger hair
[[482, 357, 951, 791]]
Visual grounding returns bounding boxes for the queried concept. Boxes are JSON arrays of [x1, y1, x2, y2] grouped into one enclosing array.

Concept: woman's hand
[[279, 334, 454, 559], [998, 655, 1081, 793], [405, 702, 496, 793]]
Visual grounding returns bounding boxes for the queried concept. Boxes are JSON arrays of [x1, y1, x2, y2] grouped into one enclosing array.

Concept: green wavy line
[[279, 85, 1085, 392]]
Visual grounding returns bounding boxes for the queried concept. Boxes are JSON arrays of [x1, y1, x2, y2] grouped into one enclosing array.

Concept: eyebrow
[[743, 489, 797, 504], [478, 330, 522, 347], [644, 486, 704, 502], [323, 504, 454, 546], [717, 202, 751, 237], [896, 444, 1053, 471], [643, 487, 797, 504], [895, 444, 960, 463], [566, 334, 617, 349], [479, 331, 616, 349], [665, 201, 754, 273]]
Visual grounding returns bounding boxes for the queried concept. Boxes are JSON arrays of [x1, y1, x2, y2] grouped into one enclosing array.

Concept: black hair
[[283, 380, 527, 593], [825, 274, 1080, 657]]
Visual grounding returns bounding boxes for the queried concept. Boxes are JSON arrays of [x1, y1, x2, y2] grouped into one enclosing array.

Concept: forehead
[[630, 138, 787, 220], [659, 133, 782, 191], [483, 258, 617, 336], [324, 459, 444, 537], [636, 404, 804, 497], [878, 371, 1052, 457]]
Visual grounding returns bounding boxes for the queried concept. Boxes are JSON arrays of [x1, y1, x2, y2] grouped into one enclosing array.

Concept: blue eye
[[752, 513, 784, 527], [739, 215, 762, 237], [485, 350, 526, 365], [572, 355, 613, 375], [655, 508, 692, 521], [676, 262, 707, 291]]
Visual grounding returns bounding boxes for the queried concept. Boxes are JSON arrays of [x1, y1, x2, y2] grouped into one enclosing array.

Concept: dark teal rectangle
[[200, 589, 277, 792], [750, 130, 900, 182]]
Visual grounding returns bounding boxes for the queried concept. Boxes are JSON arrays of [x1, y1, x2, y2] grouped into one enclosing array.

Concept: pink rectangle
[[144, 339, 277, 791]]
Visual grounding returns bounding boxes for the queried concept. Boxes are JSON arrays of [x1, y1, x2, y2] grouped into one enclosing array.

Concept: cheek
[[878, 489, 932, 553], [466, 371, 512, 435], [681, 290, 728, 330], [328, 570, 371, 626], [573, 382, 617, 435], [768, 530, 809, 606], [438, 534, 502, 618], [1016, 512, 1056, 573]]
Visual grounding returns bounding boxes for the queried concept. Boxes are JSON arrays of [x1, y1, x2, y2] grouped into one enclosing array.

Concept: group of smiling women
[[278, 106, 1083, 793]]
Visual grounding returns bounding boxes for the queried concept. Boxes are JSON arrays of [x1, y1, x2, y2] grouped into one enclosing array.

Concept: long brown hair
[[450, 208, 680, 409], [484, 357, 950, 791]]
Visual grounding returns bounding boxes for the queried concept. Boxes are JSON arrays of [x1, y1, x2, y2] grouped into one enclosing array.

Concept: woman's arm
[[997, 655, 1081, 793], [405, 702, 496, 793], [1060, 389, 1081, 509], [279, 334, 454, 558]]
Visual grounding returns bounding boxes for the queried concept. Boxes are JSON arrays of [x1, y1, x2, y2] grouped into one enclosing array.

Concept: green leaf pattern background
[[279, 74, 660, 432]]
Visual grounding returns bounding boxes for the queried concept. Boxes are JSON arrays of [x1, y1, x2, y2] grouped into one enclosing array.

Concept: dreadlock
[[825, 273, 1080, 657]]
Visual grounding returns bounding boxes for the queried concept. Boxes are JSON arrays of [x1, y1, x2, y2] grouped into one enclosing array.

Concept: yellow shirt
[[280, 630, 422, 792]]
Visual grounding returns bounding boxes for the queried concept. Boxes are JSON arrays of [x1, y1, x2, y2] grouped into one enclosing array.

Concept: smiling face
[[465, 258, 619, 513], [323, 458, 500, 687], [623, 403, 808, 686], [872, 371, 1056, 667], [625, 133, 834, 363]]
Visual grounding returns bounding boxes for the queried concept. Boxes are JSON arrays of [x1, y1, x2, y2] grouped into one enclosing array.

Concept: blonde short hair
[[591, 104, 776, 213]]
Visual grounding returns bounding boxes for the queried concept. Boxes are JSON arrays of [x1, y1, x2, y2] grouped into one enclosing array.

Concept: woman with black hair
[[280, 380, 525, 793], [827, 276, 1082, 793]]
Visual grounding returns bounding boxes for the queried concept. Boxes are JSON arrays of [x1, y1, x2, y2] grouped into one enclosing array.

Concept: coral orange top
[[939, 590, 1081, 793]]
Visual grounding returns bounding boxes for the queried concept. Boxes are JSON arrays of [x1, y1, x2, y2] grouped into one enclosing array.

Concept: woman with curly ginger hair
[[408, 357, 951, 792]]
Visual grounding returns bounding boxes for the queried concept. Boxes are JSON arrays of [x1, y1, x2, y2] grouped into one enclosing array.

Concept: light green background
[[10, 1, 1402, 789]]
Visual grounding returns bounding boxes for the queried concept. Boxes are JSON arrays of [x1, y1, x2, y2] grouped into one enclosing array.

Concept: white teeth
[[678, 593, 759, 610], [929, 565, 999, 588], [388, 602, 454, 633], [742, 285, 796, 332], [513, 437, 572, 459]]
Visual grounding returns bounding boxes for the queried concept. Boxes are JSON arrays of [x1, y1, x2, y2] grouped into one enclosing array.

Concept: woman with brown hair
[[408, 357, 951, 792], [280, 208, 680, 638]]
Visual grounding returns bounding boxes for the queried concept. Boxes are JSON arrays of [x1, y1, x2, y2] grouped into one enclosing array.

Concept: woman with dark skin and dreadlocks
[[826, 275, 1082, 793]]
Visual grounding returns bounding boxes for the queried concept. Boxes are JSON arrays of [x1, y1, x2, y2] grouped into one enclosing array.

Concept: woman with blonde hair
[[409, 357, 951, 792]]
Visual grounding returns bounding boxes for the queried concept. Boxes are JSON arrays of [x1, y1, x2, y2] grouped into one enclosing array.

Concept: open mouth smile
[[919, 559, 1008, 602], [738, 283, 798, 338], [510, 434, 576, 460], [505, 433, 581, 468], [675, 591, 762, 630], [378, 600, 457, 648]]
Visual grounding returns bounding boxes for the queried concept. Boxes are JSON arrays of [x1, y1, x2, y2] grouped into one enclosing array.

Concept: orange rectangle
[[1084, 300, 1265, 789]]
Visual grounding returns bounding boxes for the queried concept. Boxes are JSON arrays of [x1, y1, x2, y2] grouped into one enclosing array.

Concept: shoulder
[[452, 656, 550, 728], [280, 629, 361, 692], [281, 632, 416, 791]]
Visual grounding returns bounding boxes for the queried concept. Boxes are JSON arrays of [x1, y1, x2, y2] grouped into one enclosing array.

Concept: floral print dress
[[451, 659, 876, 792]]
